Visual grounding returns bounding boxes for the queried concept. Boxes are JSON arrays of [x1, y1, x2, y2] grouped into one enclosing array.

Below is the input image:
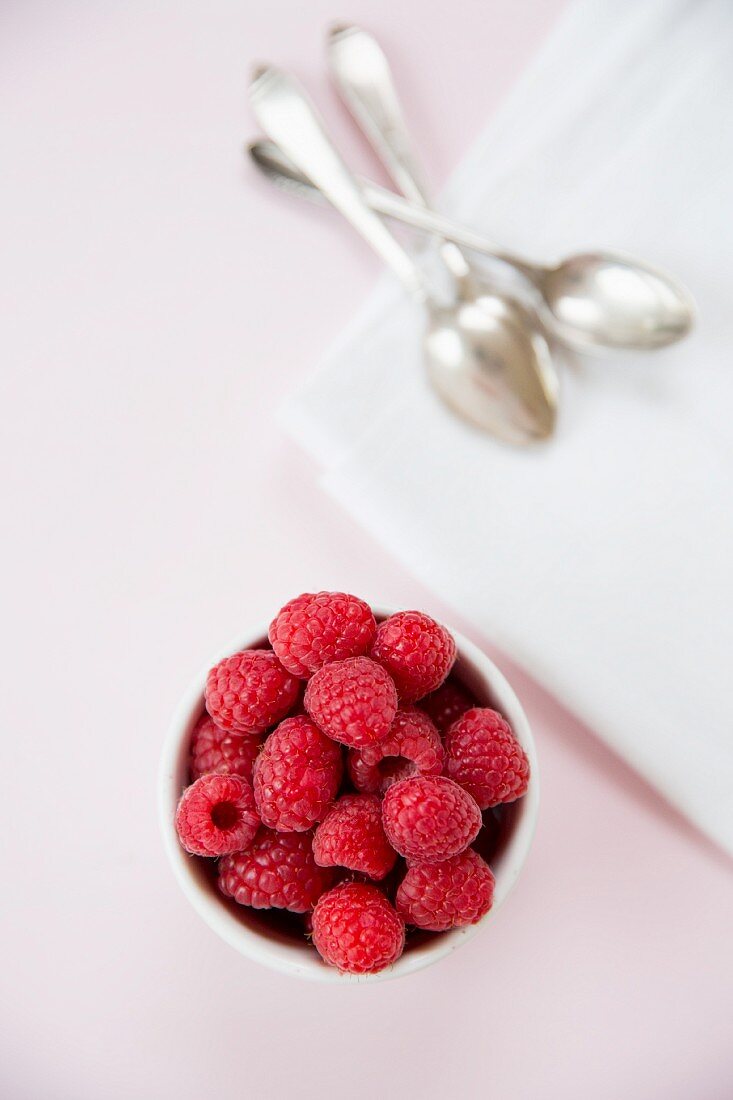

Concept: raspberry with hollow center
[[269, 592, 377, 678], [348, 707, 444, 795], [175, 773, 259, 857], [444, 707, 530, 809], [370, 611, 456, 703], [304, 656, 398, 748], [312, 882, 405, 974], [189, 713, 262, 783], [381, 775, 481, 863], [253, 715, 343, 832], [313, 794, 397, 881], [219, 829, 333, 913], [396, 849, 495, 931], [205, 649, 299, 735], [419, 680, 476, 732]]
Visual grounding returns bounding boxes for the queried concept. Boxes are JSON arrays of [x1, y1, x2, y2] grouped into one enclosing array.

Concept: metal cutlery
[[249, 66, 559, 444]]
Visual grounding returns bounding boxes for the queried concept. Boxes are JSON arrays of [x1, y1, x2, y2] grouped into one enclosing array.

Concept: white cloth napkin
[[281, 0, 733, 854]]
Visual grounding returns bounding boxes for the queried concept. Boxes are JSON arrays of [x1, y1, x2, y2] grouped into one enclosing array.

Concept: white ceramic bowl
[[158, 609, 539, 983]]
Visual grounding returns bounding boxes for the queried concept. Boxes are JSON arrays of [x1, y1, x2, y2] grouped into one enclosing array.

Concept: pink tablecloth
[[1, 3, 732, 1099]]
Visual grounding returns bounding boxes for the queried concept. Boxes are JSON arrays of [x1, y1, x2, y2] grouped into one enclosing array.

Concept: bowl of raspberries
[[159, 593, 538, 982]]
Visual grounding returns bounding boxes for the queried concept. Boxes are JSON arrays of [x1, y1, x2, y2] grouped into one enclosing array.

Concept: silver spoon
[[249, 66, 558, 444], [327, 21, 481, 306], [252, 137, 694, 355], [325, 24, 694, 354]]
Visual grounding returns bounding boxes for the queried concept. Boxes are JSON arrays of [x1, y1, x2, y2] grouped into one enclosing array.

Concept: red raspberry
[[348, 707, 444, 795], [189, 713, 262, 783], [382, 775, 481, 863], [445, 708, 530, 809], [218, 828, 333, 913], [312, 882, 405, 974], [420, 680, 475, 732], [252, 715, 343, 832], [304, 657, 398, 748], [175, 773, 259, 857], [370, 611, 456, 703], [313, 795, 397, 881], [205, 649, 299, 735], [396, 849, 495, 931], [269, 592, 377, 678]]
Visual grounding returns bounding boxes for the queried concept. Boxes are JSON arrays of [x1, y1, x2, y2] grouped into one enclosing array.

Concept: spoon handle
[[327, 24, 431, 207], [327, 24, 473, 289], [249, 67, 429, 303], [249, 139, 539, 281]]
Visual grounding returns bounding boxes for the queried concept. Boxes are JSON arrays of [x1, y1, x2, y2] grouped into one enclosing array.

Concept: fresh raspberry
[[311, 882, 405, 974], [253, 715, 343, 831], [313, 795, 397, 881], [269, 592, 377, 678], [396, 849, 495, 931], [382, 775, 481, 863], [348, 707, 444, 794], [420, 680, 476, 732], [205, 649, 299, 735], [304, 657, 397, 748], [175, 773, 259, 857], [219, 828, 333, 913], [189, 713, 262, 783], [370, 611, 456, 703], [445, 708, 530, 809]]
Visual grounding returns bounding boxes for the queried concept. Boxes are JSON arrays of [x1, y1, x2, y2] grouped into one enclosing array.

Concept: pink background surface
[[2, 2, 733, 1098]]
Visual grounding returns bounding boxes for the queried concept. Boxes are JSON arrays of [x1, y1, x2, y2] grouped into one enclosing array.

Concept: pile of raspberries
[[175, 592, 530, 976]]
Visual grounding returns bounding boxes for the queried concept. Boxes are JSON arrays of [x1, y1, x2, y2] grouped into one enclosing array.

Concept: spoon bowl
[[538, 252, 695, 352], [425, 293, 558, 442]]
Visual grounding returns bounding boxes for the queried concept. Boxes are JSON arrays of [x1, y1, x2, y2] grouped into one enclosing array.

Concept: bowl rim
[[158, 607, 540, 983]]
